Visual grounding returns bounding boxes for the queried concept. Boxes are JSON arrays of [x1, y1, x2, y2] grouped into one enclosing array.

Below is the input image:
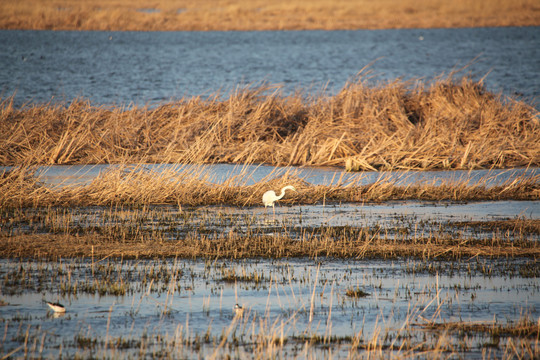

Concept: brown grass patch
[[344, 287, 370, 298], [1, 231, 538, 260], [1, 74, 538, 171], [1, 0, 539, 31], [420, 319, 539, 339], [0, 164, 538, 208], [453, 219, 540, 235]]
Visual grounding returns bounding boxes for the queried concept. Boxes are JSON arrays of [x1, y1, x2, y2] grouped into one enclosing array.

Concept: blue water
[[1, 27, 539, 107], [2, 163, 538, 187], [1, 257, 538, 358]]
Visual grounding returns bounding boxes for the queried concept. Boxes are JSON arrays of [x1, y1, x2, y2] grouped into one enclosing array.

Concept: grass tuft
[[345, 287, 370, 298]]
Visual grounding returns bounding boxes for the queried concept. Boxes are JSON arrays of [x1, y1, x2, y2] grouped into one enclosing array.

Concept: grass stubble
[[0, 159, 538, 260], [1, 161, 538, 357]]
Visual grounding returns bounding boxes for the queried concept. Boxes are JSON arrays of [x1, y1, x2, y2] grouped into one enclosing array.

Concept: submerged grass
[[2, 226, 538, 260], [1, 257, 538, 359], [1, 73, 538, 170], [344, 287, 370, 298], [0, 160, 537, 259], [453, 219, 540, 235], [420, 318, 540, 339]]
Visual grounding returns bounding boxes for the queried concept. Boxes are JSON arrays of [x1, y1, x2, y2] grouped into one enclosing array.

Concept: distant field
[[1, 0, 539, 31]]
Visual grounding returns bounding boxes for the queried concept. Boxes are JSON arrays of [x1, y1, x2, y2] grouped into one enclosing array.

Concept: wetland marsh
[[1, 254, 538, 358], [1, 7, 539, 358], [1, 83, 538, 356], [0, 164, 539, 358]]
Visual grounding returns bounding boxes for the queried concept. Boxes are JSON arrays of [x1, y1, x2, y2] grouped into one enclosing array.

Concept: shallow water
[[6, 163, 539, 188], [1, 170, 538, 357], [1, 28, 539, 108], [4, 194, 539, 242], [1, 257, 538, 358]]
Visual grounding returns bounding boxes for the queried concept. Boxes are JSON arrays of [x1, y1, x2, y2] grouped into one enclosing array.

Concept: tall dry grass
[[1, 74, 539, 171], [1, 0, 539, 31], [0, 163, 538, 208]]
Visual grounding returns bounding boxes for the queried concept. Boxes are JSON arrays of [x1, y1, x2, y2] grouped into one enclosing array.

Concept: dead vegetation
[[1, 162, 537, 260], [453, 219, 540, 235], [1, 74, 539, 171], [1, 0, 539, 31], [0, 164, 538, 208], [420, 318, 540, 339], [2, 229, 538, 260]]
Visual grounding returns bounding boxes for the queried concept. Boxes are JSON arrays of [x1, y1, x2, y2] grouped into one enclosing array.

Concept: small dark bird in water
[[233, 303, 244, 317], [46, 301, 66, 313]]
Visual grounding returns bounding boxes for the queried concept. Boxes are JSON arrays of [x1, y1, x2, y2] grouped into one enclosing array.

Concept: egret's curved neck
[[278, 187, 289, 199]]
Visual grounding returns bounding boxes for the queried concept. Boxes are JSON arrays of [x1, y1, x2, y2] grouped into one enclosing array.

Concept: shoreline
[[2, 25, 540, 32]]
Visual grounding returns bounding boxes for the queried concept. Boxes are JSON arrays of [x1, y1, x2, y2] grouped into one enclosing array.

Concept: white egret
[[46, 301, 66, 313], [262, 185, 296, 215]]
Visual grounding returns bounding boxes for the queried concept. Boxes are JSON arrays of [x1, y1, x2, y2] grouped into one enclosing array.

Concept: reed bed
[[0, 163, 538, 208], [1, 0, 539, 31], [1, 74, 539, 171], [2, 162, 538, 260], [2, 159, 537, 260]]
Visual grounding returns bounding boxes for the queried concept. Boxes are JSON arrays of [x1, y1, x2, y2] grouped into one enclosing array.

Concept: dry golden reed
[[0, 162, 538, 208], [1, 74, 538, 171], [1, 0, 539, 31]]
